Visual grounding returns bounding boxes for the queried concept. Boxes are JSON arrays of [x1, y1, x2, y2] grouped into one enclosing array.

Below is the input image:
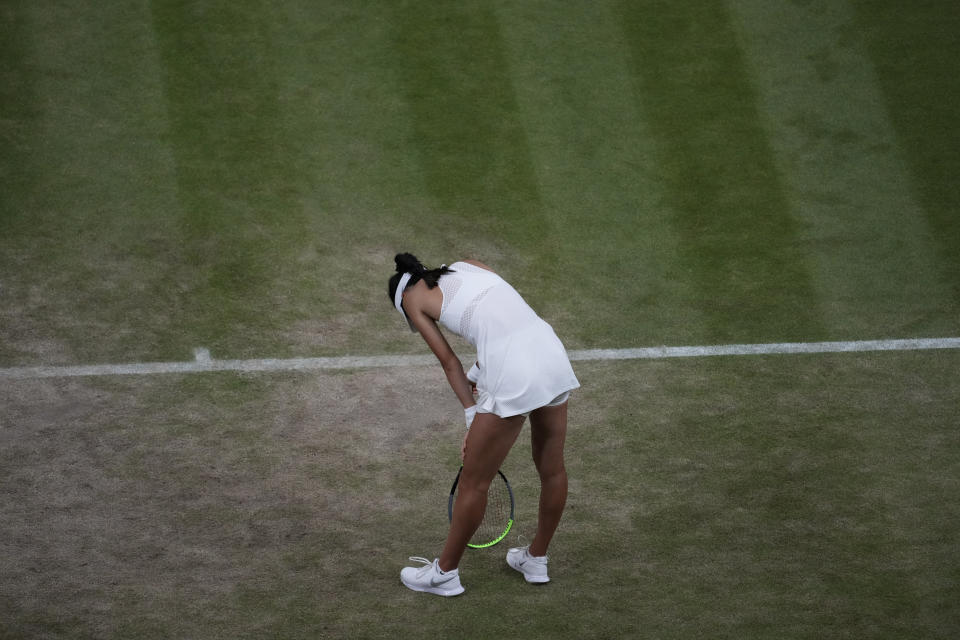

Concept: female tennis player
[[388, 253, 579, 596]]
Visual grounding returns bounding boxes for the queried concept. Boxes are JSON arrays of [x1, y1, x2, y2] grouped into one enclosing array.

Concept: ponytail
[[387, 253, 453, 303]]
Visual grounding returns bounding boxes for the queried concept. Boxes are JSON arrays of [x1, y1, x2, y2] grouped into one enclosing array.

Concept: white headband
[[394, 272, 412, 318]]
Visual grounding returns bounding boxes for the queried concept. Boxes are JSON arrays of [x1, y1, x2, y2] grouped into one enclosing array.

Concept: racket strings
[[468, 477, 509, 546]]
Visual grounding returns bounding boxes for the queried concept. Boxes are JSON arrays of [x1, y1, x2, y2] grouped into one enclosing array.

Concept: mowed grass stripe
[[617, 1, 825, 344], [150, 1, 320, 355], [0, 2, 40, 364], [0, 2, 38, 221], [1, 0, 186, 365], [852, 0, 960, 304], [491, 2, 703, 347], [388, 2, 546, 244], [727, 0, 959, 337]]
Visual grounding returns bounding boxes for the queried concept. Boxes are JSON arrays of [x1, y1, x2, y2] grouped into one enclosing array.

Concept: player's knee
[[457, 469, 495, 495], [535, 459, 566, 484]]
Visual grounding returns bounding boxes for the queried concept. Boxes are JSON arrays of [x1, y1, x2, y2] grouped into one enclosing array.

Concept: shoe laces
[[509, 535, 531, 554], [511, 536, 546, 562], [408, 556, 436, 577]]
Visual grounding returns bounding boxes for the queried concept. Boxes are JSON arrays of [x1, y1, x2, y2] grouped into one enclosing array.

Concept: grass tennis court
[[2, 0, 958, 638]]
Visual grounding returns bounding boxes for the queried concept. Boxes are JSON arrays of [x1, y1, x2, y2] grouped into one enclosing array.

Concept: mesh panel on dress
[[460, 286, 493, 336], [439, 275, 462, 317]]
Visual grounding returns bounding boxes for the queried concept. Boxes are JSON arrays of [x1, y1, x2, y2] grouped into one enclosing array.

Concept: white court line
[[1, 338, 958, 380]]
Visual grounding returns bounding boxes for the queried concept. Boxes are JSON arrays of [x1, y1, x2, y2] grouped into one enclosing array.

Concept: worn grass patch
[[2, 351, 958, 638]]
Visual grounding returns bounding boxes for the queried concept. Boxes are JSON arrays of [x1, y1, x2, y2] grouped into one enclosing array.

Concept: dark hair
[[387, 253, 453, 306]]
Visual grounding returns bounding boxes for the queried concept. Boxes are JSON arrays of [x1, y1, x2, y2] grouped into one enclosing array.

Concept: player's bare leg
[[528, 401, 568, 557], [438, 412, 525, 572]]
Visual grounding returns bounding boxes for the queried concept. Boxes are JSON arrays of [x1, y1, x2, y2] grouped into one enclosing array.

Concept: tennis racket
[[448, 466, 515, 549]]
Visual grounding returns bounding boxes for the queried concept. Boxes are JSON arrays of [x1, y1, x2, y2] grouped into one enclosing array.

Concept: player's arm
[[409, 309, 475, 410]]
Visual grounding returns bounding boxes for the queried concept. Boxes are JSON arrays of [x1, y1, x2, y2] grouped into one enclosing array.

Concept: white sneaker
[[506, 546, 549, 583], [400, 557, 465, 597]]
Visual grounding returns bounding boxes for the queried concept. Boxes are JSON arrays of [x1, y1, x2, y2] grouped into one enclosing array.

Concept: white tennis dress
[[438, 262, 580, 417]]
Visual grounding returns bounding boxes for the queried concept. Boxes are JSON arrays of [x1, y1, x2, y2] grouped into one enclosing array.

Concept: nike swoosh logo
[[431, 573, 456, 587]]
